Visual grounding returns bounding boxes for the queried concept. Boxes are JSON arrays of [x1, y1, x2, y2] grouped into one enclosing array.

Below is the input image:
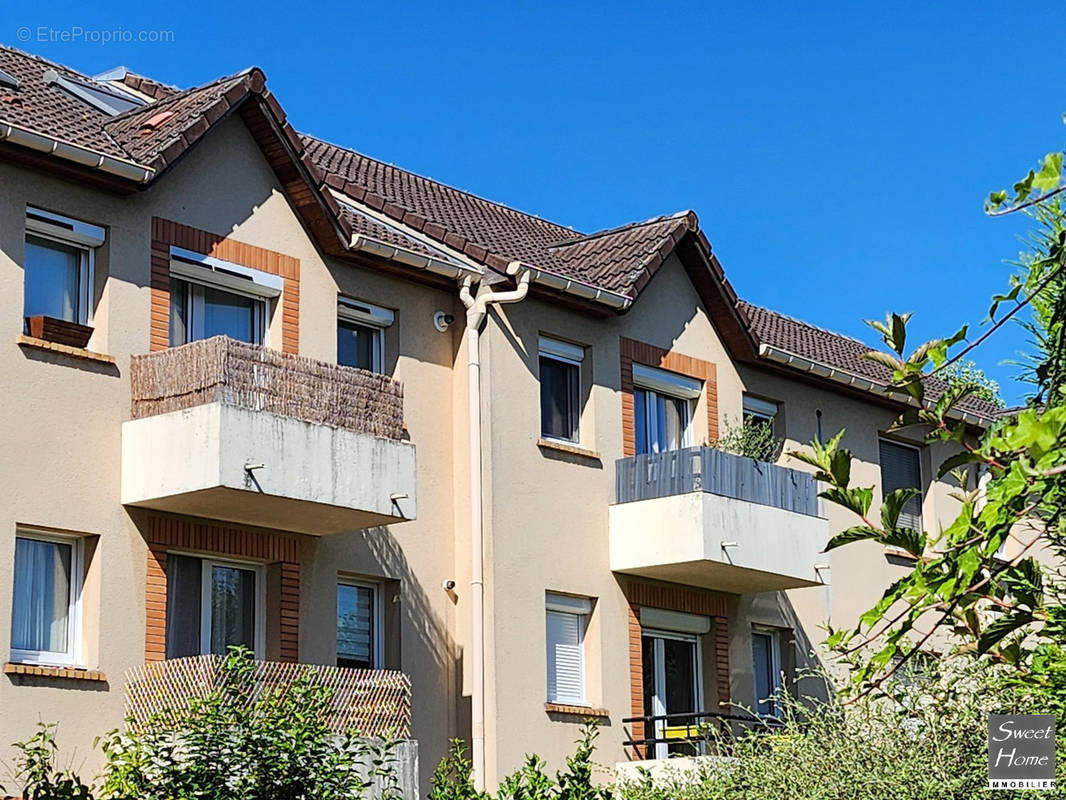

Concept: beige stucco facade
[[0, 111, 980, 790]]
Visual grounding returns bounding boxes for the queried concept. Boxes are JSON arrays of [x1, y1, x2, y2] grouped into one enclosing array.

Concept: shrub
[[4, 648, 401, 800], [707, 416, 783, 463], [616, 661, 1065, 800], [429, 723, 608, 800]]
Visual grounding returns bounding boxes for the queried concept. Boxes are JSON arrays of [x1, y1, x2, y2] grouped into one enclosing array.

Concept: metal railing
[[130, 336, 405, 440], [125, 654, 412, 737], [615, 446, 822, 517], [623, 709, 785, 754]]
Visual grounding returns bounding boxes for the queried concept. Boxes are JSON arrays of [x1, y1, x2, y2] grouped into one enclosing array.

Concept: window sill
[[4, 662, 107, 682], [537, 438, 602, 462], [544, 702, 609, 718], [17, 335, 116, 365]]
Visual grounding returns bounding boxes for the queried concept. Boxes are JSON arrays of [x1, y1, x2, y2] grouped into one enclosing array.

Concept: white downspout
[[460, 261, 531, 791]]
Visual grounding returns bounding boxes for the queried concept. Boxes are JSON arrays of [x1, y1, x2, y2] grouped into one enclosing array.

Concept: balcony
[[124, 654, 412, 736], [121, 336, 417, 534], [610, 447, 828, 593]]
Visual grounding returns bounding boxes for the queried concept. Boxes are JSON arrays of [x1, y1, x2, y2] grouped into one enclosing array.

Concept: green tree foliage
[[4, 648, 402, 800], [617, 661, 1065, 800], [939, 359, 1004, 407], [792, 118, 1066, 701]]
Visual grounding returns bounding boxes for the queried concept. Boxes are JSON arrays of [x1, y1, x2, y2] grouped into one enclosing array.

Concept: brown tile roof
[[302, 135, 697, 298], [114, 69, 181, 101], [337, 200, 468, 266], [740, 301, 1005, 419], [547, 213, 695, 295], [105, 72, 251, 164], [0, 46, 129, 157], [0, 45, 1004, 421]]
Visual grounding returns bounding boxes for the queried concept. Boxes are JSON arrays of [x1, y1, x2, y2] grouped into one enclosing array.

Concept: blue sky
[[4, 1, 1062, 404]]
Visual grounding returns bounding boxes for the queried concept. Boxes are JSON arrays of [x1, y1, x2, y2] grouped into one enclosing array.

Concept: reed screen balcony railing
[[130, 336, 405, 440], [125, 655, 412, 737]]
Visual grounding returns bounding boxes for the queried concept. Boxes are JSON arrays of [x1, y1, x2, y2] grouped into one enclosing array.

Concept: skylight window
[[0, 68, 20, 90], [43, 69, 146, 116]]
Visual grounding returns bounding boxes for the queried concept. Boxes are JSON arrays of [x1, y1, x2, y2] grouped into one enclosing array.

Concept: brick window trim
[[150, 217, 300, 353], [619, 337, 718, 457], [625, 579, 730, 760], [144, 515, 301, 663]]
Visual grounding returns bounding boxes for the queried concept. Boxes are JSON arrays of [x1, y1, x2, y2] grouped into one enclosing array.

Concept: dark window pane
[[165, 554, 202, 658], [12, 537, 72, 653], [338, 320, 379, 372], [25, 235, 80, 323], [879, 440, 923, 529], [169, 278, 189, 346], [210, 565, 256, 654], [337, 583, 375, 668], [540, 356, 579, 441], [203, 286, 258, 343]]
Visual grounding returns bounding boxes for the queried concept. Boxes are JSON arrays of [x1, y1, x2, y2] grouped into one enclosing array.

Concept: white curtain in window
[[11, 537, 71, 653]]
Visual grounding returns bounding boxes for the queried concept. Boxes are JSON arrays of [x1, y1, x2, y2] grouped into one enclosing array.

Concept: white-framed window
[[640, 608, 710, 759], [752, 626, 782, 717], [168, 246, 282, 347], [878, 438, 924, 531], [337, 297, 394, 373], [743, 395, 778, 429], [164, 553, 265, 659], [337, 578, 384, 670], [24, 207, 105, 327], [633, 364, 701, 455], [546, 592, 592, 705], [539, 336, 584, 443], [10, 529, 83, 667]]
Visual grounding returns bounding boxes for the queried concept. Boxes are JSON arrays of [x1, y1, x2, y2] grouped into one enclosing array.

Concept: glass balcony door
[[642, 629, 703, 758]]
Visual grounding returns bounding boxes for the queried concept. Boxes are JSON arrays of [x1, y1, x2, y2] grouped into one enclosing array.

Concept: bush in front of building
[[428, 723, 608, 800], [614, 660, 1064, 800], [4, 647, 403, 800]]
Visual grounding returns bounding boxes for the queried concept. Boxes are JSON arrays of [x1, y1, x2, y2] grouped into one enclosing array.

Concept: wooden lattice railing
[[130, 336, 405, 440], [125, 655, 412, 737]]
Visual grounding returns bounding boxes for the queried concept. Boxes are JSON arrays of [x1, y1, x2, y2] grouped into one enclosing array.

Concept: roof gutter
[[758, 343, 996, 428], [516, 262, 632, 310], [350, 234, 479, 280], [0, 119, 154, 183]]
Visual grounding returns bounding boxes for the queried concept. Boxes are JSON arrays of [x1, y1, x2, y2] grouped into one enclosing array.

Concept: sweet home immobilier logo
[[988, 714, 1057, 790]]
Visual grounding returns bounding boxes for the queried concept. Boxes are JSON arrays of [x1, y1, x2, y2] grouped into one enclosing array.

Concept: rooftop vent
[[138, 110, 176, 135]]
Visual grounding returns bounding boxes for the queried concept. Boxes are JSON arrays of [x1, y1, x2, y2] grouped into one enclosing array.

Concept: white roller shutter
[[546, 608, 586, 704]]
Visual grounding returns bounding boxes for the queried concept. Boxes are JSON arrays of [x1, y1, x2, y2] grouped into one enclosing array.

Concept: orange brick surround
[[619, 337, 718, 457], [150, 217, 300, 353], [625, 579, 731, 759], [144, 515, 301, 663]]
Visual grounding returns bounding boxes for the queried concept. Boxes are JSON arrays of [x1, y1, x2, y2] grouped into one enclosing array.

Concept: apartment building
[[0, 46, 1003, 790]]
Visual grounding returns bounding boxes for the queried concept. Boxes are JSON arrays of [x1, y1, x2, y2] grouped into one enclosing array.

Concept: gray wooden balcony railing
[[615, 446, 823, 517]]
